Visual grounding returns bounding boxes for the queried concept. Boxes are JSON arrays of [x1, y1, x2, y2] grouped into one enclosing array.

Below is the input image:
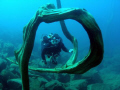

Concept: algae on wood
[[14, 3, 104, 90]]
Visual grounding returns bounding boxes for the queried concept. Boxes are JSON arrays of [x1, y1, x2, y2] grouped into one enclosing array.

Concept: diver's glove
[[69, 49, 73, 53]]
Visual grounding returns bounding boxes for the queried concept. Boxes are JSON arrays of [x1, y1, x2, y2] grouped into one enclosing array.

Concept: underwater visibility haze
[[0, 0, 120, 90]]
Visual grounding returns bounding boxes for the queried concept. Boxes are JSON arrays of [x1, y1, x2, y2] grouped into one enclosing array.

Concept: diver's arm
[[61, 43, 69, 52]]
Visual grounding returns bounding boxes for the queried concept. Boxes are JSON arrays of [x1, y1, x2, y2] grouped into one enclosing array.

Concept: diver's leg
[[51, 53, 59, 65], [51, 57, 57, 65]]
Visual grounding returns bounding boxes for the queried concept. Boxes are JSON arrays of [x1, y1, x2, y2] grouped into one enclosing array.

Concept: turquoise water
[[0, 0, 120, 90]]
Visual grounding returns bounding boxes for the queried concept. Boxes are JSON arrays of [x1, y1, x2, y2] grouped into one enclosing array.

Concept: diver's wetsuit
[[41, 35, 69, 63]]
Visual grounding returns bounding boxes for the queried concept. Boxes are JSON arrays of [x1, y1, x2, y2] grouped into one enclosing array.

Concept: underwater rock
[[7, 78, 22, 90], [10, 63, 19, 68], [80, 69, 102, 84], [87, 83, 112, 90], [71, 74, 81, 80], [29, 77, 45, 90], [57, 73, 70, 83], [45, 80, 65, 90], [100, 54, 120, 74], [8, 63, 20, 77], [29, 71, 53, 81], [100, 73, 120, 90], [3, 42, 14, 57], [65, 79, 87, 90], [0, 69, 19, 82], [72, 70, 101, 82], [0, 58, 7, 72], [0, 83, 3, 89], [37, 77, 48, 87], [99, 47, 120, 73], [9, 63, 19, 71]]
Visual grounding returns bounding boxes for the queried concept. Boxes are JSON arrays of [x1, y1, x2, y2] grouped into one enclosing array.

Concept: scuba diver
[[41, 33, 73, 65]]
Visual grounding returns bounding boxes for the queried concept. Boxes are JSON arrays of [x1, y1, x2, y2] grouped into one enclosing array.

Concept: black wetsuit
[[41, 36, 69, 62]]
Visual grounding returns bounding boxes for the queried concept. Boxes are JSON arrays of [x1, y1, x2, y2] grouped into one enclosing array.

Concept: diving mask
[[51, 37, 60, 45]]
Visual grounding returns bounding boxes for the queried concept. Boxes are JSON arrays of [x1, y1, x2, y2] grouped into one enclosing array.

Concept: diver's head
[[51, 37, 60, 45]]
